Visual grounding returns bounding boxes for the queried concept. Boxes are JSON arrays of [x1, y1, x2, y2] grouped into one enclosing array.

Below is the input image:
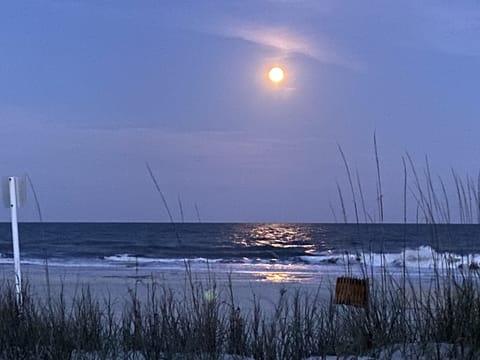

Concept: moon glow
[[268, 66, 285, 84]]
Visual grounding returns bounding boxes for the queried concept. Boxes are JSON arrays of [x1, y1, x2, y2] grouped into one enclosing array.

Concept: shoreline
[[1, 263, 337, 314], [0, 260, 449, 305]]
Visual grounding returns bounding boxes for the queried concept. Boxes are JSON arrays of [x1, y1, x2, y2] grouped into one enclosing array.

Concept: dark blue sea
[[0, 223, 480, 272]]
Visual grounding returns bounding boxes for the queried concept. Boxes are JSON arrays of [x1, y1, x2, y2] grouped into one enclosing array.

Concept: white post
[[9, 177, 22, 305]]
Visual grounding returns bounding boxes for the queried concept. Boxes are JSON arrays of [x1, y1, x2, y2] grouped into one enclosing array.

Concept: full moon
[[268, 66, 285, 84]]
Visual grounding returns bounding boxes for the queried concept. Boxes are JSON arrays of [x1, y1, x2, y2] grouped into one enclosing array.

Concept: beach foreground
[[1, 262, 479, 359], [15, 262, 336, 314]]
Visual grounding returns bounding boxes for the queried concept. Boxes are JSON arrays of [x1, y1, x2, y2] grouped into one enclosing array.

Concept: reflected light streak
[[264, 272, 291, 282], [252, 269, 314, 283], [240, 262, 317, 283], [246, 224, 314, 250]]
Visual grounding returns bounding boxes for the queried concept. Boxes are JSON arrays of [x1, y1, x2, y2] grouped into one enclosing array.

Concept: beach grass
[[1, 262, 480, 359]]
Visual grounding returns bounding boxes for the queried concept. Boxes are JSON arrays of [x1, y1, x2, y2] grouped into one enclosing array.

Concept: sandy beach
[[2, 262, 337, 315], [0, 261, 477, 359]]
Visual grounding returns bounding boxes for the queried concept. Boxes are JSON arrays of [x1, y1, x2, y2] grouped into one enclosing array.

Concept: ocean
[[1, 223, 480, 278]]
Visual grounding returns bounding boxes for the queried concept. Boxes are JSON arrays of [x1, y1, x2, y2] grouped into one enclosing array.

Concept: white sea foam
[[1, 246, 479, 272], [300, 245, 480, 270], [0, 257, 113, 268], [103, 254, 223, 267], [103, 254, 157, 263]]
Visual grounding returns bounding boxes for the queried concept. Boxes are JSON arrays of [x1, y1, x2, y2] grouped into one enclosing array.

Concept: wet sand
[[0, 263, 337, 314], [0, 260, 435, 317]]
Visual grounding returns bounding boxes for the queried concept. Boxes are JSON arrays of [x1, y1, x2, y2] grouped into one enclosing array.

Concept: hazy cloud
[[214, 21, 362, 71]]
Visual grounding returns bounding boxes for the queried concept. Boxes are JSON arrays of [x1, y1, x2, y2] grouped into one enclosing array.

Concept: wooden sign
[[334, 276, 369, 308]]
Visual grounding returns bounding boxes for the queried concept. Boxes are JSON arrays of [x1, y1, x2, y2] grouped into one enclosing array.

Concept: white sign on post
[[2, 176, 27, 305], [2, 176, 26, 208]]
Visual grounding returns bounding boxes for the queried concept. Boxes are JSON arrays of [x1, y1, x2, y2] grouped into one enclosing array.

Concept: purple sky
[[1, 1, 479, 222]]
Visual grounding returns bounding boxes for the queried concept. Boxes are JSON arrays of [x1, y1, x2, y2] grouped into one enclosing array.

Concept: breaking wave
[[0, 246, 478, 271]]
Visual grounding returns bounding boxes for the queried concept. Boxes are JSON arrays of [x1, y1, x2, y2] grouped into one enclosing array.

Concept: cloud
[[143, 0, 361, 71], [214, 21, 362, 71]]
